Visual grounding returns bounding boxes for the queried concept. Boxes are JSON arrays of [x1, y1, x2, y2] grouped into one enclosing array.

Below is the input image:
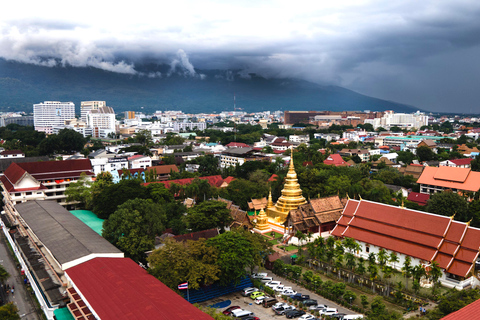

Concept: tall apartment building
[[86, 106, 116, 138], [81, 101, 106, 122], [33, 101, 76, 134]]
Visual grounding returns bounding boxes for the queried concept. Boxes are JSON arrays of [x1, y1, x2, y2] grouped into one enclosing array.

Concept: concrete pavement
[[0, 231, 40, 320]]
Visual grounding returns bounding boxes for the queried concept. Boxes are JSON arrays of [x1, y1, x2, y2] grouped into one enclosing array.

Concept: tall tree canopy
[[207, 229, 272, 285], [185, 200, 233, 232], [102, 198, 166, 262], [147, 238, 220, 291], [427, 191, 469, 221]]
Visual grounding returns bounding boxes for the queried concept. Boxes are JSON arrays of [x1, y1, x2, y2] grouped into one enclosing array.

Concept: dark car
[[243, 317, 260, 320], [222, 306, 241, 315], [302, 299, 318, 306], [291, 293, 310, 301], [285, 309, 306, 318]]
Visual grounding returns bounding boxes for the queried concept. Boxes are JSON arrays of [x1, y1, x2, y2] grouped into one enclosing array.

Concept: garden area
[[265, 236, 458, 318]]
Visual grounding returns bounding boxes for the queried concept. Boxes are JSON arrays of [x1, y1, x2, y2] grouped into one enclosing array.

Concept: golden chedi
[[267, 147, 306, 223], [255, 207, 270, 231]]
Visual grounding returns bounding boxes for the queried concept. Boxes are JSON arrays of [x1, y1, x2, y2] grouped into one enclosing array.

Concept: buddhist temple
[[266, 148, 306, 223]]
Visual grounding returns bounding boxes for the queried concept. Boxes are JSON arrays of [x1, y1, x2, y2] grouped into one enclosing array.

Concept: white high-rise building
[[33, 101, 76, 134], [364, 110, 428, 130], [86, 106, 116, 138], [81, 101, 106, 122]]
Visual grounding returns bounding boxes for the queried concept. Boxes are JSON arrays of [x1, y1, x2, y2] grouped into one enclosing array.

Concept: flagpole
[[187, 286, 190, 302]]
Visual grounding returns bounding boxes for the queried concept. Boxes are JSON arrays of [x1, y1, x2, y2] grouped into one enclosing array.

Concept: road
[[0, 231, 40, 320]]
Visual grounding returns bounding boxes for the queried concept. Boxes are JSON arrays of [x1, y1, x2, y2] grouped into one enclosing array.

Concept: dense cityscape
[[0, 101, 479, 320]]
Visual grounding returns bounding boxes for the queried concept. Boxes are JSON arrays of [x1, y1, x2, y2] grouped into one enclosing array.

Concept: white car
[[299, 315, 316, 320], [265, 280, 281, 289], [254, 295, 269, 305], [272, 302, 288, 310], [241, 287, 258, 297], [320, 308, 338, 316], [275, 285, 292, 293], [309, 304, 328, 311], [260, 277, 273, 283], [281, 289, 297, 296], [251, 272, 268, 279]]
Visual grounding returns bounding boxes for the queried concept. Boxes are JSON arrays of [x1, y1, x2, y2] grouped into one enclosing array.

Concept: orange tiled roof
[[332, 199, 480, 277], [417, 166, 480, 192]]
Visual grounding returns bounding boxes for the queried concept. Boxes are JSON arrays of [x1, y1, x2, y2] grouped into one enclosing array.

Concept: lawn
[[278, 245, 298, 252]]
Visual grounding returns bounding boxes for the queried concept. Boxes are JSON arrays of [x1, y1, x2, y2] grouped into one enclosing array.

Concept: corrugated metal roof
[[16, 201, 121, 268]]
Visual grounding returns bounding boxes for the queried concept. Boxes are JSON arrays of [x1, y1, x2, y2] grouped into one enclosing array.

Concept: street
[[0, 230, 40, 320]]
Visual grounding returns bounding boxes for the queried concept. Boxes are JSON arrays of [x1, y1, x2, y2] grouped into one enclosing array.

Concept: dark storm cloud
[[2, 1, 480, 112]]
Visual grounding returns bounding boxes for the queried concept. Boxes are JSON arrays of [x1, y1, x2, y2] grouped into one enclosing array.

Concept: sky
[[1, 0, 480, 113]]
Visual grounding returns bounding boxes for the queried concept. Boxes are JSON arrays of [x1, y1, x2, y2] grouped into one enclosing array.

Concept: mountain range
[[0, 58, 420, 115]]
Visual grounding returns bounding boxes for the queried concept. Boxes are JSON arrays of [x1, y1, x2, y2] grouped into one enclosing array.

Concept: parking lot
[[200, 274, 358, 319]]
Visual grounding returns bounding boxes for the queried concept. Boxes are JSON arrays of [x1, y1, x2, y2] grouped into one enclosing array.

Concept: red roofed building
[[65, 257, 213, 320], [332, 199, 480, 289], [439, 158, 473, 168], [0, 149, 25, 158], [323, 154, 350, 167], [417, 166, 480, 196], [407, 191, 430, 206], [225, 142, 251, 148], [0, 159, 94, 219], [143, 175, 225, 190]]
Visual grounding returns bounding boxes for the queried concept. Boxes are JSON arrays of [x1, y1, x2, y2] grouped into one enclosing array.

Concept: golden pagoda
[[266, 147, 306, 223], [255, 207, 271, 231]]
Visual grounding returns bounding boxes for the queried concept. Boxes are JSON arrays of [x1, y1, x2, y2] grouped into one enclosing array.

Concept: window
[[365, 245, 370, 253]]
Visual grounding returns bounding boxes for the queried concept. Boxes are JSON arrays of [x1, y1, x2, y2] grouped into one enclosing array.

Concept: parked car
[[298, 315, 316, 320], [342, 315, 364, 319], [263, 297, 278, 308], [309, 304, 328, 311], [241, 287, 258, 297], [275, 285, 293, 293], [274, 305, 296, 315], [285, 309, 306, 318], [291, 293, 310, 301], [254, 295, 269, 305], [282, 289, 297, 295], [319, 307, 338, 316], [250, 291, 265, 300], [243, 317, 260, 320], [301, 299, 318, 307], [260, 277, 273, 283], [251, 272, 268, 279], [265, 280, 281, 289], [272, 302, 288, 310], [222, 306, 241, 315], [231, 309, 255, 318], [330, 313, 347, 319]]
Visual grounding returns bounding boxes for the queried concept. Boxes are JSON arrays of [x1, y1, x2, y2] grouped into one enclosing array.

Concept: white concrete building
[[86, 106, 116, 138], [33, 101, 76, 134], [365, 110, 428, 130], [81, 101, 106, 122]]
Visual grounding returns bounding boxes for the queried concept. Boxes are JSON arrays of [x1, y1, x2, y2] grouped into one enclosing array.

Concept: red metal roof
[[332, 199, 480, 277], [65, 257, 213, 320], [323, 154, 349, 166], [143, 175, 224, 188], [449, 158, 473, 166], [225, 142, 250, 148], [406, 192, 430, 206], [417, 166, 480, 192]]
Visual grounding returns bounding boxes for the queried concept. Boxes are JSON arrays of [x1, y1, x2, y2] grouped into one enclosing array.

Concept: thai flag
[[178, 282, 188, 290]]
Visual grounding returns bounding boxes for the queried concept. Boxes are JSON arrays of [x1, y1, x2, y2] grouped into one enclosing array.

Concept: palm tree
[[368, 264, 378, 293], [368, 252, 377, 266], [389, 252, 399, 270], [428, 261, 443, 295], [402, 256, 413, 290], [377, 249, 388, 266]]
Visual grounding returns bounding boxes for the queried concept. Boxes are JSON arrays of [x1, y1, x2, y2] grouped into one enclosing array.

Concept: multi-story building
[[81, 101, 106, 122], [365, 110, 428, 130], [417, 166, 480, 196], [33, 101, 76, 134], [220, 148, 269, 168], [0, 159, 94, 215], [289, 135, 310, 144], [86, 106, 116, 138]]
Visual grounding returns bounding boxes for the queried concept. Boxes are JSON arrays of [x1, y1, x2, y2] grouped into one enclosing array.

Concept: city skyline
[[1, 1, 480, 113]]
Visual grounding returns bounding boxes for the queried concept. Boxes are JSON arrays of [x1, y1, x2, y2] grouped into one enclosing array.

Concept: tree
[[416, 145, 436, 162], [427, 288, 480, 319], [402, 256, 413, 290], [197, 154, 220, 176], [207, 229, 272, 285], [389, 252, 399, 270], [146, 183, 175, 204], [360, 295, 369, 310], [471, 154, 480, 172], [102, 198, 166, 262], [0, 264, 10, 283], [220, 178, 268, 210], [343, 290, 357, 305], [428, 261, 443, 295], [93, 178, 148, 219], [65, 172, 93, 208], [0, 303, 20, 320], [185, 200, 233, 232], [377, 248, 388, 266], [147, 238, 220, 291], [427, 191, 469, 221]]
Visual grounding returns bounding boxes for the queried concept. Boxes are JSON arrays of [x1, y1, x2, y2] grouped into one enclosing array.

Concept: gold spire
[[401, 199, 404, 208], [359, 194, 363, 201], [346, 193, 350, 200], [450, 212, 456, 220], [255, 207, 270, 231], [266, 146, 306, 222], [267, 189, 275, 208], [467, 218, 472, 226]]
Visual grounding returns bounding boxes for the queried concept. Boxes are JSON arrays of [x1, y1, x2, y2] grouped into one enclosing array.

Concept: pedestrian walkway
[[0, 231, 40, 320]]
